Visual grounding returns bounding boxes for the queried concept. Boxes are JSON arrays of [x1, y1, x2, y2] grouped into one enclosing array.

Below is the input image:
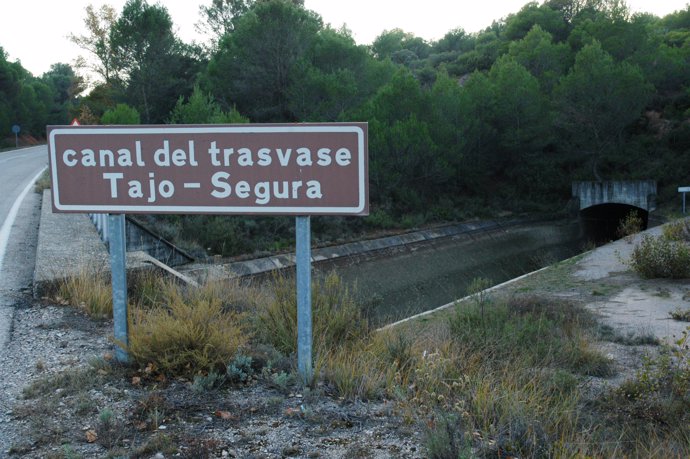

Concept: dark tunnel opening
[[579, 203, 649, 245]]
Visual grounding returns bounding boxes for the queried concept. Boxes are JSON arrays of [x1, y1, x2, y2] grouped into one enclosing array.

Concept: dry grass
[[127, 281, 250, 377], [33, 169, 51, 194], [56, 264, 112, 319], [47, 263, 690, 457], [255, 271, 369, 357]]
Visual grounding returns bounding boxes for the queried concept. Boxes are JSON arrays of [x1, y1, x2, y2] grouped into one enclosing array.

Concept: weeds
[[423, 412, 472, 459], [56, 263, 112, 319], [450, 295, 611, 376], [255, 271, 368, 357], [127, 281, 249, 377], [628, 234, 690, 279], [662, 218, 690, 242], [596, 327, 690, 454], [670, 307, 690, 321], [34, 169, 51, 194], [617, 210, 644, 241], [412, 294, 617, 457], [597, 324, 660, 346]]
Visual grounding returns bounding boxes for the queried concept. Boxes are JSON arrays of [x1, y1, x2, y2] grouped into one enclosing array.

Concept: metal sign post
[[11, 125, 20, 148], [679, 187, 690, 214], [108, 213, 129, 363], [296, 216, 312, 384]]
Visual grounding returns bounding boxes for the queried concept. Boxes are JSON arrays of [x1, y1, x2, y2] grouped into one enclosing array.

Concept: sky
[[0, 0, 688, 77]]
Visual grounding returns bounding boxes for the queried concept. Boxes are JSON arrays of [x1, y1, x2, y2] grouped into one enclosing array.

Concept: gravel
[[0, 298, 425, 458]]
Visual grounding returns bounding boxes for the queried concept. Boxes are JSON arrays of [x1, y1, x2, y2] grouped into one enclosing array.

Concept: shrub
[[227, 353, 253, 383], [670, 308, 690, 322], [128, 284, 249, 377], [255, 272, 368, 357], [662, 218, 690, 242], [101, 103, 140, 125], [617, 210, 644, 240], [628, 235, 690, 279], [320, 339, 391, 400], [602, 327, 690, 439], [192, 372, 225, 392]]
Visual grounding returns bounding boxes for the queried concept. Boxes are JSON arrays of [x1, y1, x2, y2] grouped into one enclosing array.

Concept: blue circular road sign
[[11, 124, 20, 134]]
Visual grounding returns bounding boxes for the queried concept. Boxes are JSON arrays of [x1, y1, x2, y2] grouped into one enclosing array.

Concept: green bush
[[101, 103, 141, 125], [628, 235, 690, 279], [450, 295, 611, 376]]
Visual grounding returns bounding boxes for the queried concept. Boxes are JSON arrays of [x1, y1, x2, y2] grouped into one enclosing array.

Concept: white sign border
[[49, 125, 367, 215]]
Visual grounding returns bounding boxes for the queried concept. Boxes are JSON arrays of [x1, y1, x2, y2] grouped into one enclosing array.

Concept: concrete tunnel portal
[[572, 181, 657, 245], [579, 203, 649, 244]]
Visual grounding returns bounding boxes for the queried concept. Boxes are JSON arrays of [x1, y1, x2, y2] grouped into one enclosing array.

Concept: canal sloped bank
[[317, 219, 584, 325], [182, 217, 585, 326]]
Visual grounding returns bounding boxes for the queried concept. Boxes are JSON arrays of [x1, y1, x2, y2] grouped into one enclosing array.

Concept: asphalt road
[[0, 145, 48, 348]]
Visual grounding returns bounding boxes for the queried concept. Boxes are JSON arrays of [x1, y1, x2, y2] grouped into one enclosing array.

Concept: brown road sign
[[47, 123, 368, 215]]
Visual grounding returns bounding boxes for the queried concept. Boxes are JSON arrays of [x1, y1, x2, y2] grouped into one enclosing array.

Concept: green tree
[[554, 41, 652, 180], [41, 63, 84, 125], [289, 27, 390, 121], [0, 47, 22, 137], [110, 0, 200, 123], [453, 29, 504, 73], [206, 0, 322, 121], [488, 56, 550, 156], [355, 70, 452, 211], [455, 71, 498, 189], [100, 103, 140, 124], [428, 71, 465, 190], [428, 28, 476, 72], [196, 0, 254, 47], [69, 4, 118, 84], [169, 85, 247, 124], [503, 1, 570, 42], [508, 25, 571, 92]]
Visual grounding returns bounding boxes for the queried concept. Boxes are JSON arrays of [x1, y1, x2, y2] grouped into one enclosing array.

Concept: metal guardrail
[[90, 213, 109, 243]]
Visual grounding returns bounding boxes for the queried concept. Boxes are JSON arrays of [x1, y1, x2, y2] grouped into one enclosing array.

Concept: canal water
[[313, 220, 584, 326]]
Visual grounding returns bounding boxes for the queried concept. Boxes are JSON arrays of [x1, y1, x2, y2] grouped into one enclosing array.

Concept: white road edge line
[[0, 166, 48, 274]]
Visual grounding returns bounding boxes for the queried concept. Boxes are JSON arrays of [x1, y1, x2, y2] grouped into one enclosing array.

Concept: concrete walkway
[[574, 225, 690, 344]]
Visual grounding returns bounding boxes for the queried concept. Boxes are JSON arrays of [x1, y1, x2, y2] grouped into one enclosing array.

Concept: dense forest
[[2, 0, 690, 256]]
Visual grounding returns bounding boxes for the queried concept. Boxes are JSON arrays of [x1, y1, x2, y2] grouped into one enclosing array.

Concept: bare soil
[[0, 303, 423, 458]]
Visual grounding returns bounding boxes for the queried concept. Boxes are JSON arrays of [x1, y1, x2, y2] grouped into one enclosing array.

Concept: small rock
[[282, 446, 301, 457]]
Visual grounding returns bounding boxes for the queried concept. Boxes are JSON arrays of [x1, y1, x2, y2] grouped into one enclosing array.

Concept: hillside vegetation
[[3, 0, 690, 255]]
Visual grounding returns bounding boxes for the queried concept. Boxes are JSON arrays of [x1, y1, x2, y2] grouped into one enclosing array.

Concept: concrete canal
[[312, 220, 584, 326]]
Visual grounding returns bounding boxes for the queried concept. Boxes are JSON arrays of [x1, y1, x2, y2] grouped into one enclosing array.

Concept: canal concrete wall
[[179, 219, 536, 283]]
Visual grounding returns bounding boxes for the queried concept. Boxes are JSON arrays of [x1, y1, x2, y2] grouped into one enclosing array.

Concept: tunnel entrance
[[580, 203, 649, 245]]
